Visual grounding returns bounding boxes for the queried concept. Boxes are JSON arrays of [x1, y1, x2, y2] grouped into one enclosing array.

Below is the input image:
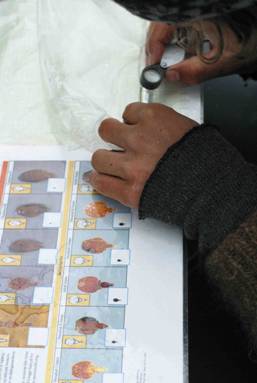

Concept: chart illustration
[[0, 161, 131, 382]]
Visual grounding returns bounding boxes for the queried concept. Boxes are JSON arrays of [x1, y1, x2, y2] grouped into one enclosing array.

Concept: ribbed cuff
[[139, 124, 257, 253]]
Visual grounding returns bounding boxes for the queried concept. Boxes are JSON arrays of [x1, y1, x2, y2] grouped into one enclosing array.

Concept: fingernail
[[167, 70, 180, 81]]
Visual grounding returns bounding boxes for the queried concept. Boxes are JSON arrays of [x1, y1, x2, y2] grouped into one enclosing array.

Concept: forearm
[[139, 125, 257, 253], [206, 210, 257, 352], [139, 124, 257, 349]]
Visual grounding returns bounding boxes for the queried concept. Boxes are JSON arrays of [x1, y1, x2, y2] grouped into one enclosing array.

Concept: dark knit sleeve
[[205, 210, 257, 353], [139, 124, 257, 254]]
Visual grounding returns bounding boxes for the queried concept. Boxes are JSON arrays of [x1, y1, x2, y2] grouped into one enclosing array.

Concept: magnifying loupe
[[140, 64, 166, 90], [140, 45, 185, 91]]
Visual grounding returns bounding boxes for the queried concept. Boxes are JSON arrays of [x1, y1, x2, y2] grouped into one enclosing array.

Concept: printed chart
[[0, 160, 184, 383]]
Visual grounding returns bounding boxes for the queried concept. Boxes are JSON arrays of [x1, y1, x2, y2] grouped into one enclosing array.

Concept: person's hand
[[146, 20, 249, 85], [89, 103, 198, 208]]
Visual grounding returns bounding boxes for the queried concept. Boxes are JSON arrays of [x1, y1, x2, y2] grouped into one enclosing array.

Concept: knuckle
[[142, 104, 156, 120], [123, 102, 140, 118], [126, 182, 143, 208], [128, 162, 150, 183]]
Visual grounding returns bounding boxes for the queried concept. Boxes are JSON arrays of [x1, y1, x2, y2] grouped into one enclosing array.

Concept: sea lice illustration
[[2, 257, 16, 264], [64, 338, 81, 346], [0, 295, 11, 303], [12, 185, 29, 193], [72, 361, 106, 380], [85, 201, 115, 218], [74, 257, 86, 265], [82, 237, 113, 254], [70, 296, 84, 305], [78, 276, 113, 293], [7, 220, 24, 227], [75, 316, 108, 335]]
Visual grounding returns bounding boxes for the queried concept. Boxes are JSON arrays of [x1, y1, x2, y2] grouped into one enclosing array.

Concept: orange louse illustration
[[78, 276, 113, 293], [85, 201, 115, 218], [72, 361, 106, 379]]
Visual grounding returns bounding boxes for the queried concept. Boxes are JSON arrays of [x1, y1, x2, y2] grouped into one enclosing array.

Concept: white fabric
[[0, 0, 147, 150]]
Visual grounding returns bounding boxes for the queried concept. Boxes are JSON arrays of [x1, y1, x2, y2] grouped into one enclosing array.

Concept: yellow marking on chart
[[70, 256, 93, 267], [0, 293, 16, 305], [0, 255, 21, 266], [62, 335, 87, 349], [0, 334, 10, 347], [5, 218, 27, 229], [10, 184, 31, 194], [45, 162, 74, 383], [74, 219, 96, 230], [66, 294, 90, 307]]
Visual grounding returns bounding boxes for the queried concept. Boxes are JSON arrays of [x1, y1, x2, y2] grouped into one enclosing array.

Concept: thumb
[[166, 55, 222, 85]]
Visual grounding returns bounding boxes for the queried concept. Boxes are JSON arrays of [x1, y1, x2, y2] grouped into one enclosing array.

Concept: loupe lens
[[140, 64, 165, 90]]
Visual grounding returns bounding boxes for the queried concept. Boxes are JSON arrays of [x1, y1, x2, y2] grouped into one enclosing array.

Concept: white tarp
[[0, 0, 147, 149]]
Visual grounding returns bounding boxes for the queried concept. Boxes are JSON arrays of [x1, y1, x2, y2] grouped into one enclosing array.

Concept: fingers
[[146, 22, 175, 65], [91, 149, 126, 179], [89, 172, 138, 208], [166, 55, 223, 85], [99, 104, 150, 150], [99, 118, 132, 149], [122, 102, 146, 125]]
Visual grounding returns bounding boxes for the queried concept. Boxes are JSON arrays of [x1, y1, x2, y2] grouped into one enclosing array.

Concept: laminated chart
[[0, 159, 185, 383], [0, 161, 131, 383]]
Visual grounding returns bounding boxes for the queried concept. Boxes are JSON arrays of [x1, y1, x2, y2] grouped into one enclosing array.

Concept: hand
[[146, 20, 250, 85], [89, 103, 198, 208]]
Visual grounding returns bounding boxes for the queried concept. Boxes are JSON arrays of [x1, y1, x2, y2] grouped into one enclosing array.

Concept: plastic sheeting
[[0, 0, 147, 150]]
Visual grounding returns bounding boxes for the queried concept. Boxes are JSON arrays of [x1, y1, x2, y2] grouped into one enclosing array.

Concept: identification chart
[[0, 155, 184, 383]]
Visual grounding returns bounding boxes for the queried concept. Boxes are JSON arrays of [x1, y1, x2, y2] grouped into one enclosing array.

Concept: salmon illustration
[[19, 169, 55, 183], [9, 239, 43, 253], [16, 204, 48, 217], [8, 277, 37, 291]]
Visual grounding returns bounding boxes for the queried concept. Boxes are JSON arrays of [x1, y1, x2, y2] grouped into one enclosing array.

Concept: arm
[[139, 124, 257, 352], [89, 103, 257, 352]]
